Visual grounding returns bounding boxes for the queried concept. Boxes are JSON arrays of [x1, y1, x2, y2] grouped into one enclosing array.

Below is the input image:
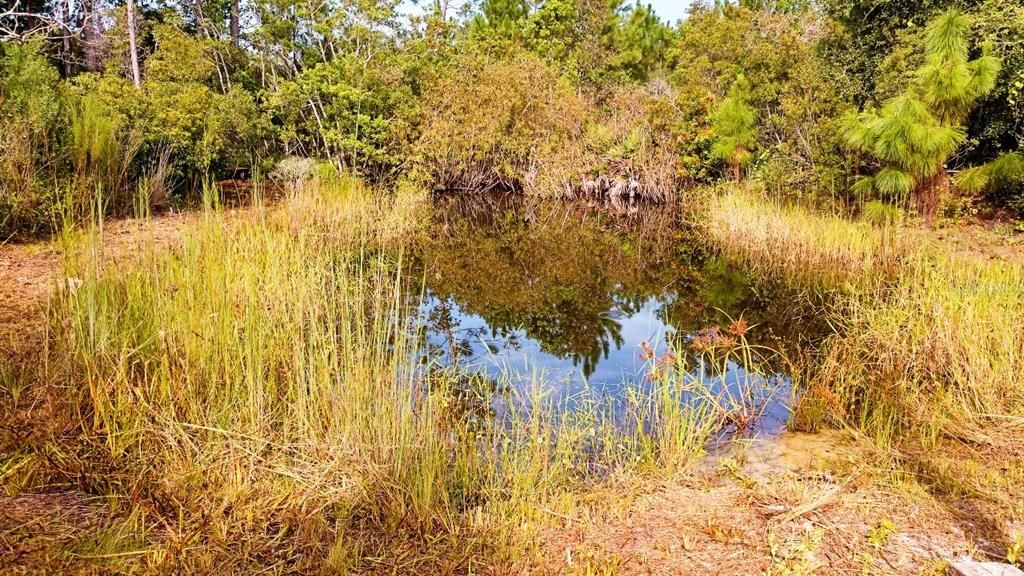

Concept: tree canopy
[[2, 0, 1023, 236]]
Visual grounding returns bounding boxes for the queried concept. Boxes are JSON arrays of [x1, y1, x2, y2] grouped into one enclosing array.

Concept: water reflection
[[407, 193, 825, 435]]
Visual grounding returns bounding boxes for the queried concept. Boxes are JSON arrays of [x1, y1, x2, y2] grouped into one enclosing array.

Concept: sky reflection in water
[[409, 194, 821, 437]]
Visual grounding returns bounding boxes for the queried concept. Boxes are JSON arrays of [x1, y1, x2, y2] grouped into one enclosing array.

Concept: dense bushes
[[413, 49, 586, 192], [1, 41, 66, 236], [412, 48, 683, 199], [2, 0, 1023, 238], [0, 22, 271, 237]]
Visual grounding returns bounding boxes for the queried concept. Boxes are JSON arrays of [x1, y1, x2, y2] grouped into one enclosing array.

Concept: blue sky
[[643, 0, 693, 24], [399, 1, 694, 25]]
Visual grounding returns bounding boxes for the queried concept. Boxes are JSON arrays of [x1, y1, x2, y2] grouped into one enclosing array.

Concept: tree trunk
[[916, 170, 948, 227], [193, 0, 207, 36], [60, 0, 72, 76], [126, 0, 141, 88], [82, 0, 104, 72], [230, 0, 239, 46], [733, 163, 741, 184]]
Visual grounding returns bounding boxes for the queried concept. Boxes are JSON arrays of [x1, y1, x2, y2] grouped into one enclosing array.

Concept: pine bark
[[230, 0, 239, 46]]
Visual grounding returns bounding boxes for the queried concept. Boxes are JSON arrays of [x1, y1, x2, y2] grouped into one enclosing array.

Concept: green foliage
[[956, 152, 1024, 211], [413, 49, 584, 192], [522, 0, 581, 64], [916, 9, 1000, 126], [69, 92, 141, 209], [823, 0, 1023, 166], [841, 10, 997, 213], [711, 75, 757, 182], [861, 199, 904, 227], [0, 40, 65, 236], [270, 51, 417, 180], [2, 0, 1023, 235], [604, 3, 671, 83], [472, 0, 530, 38], [0, 39, 61, 130], [141, 23, 268, 177], [670, 4, 849, 196], [842, 95, 963, 202]]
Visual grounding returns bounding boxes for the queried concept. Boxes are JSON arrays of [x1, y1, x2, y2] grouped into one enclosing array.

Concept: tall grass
[[705, 187, 1024, 447], [1, 91, 142, 238], [814, 250, 1024, 444], [705, 186, 916, 288], [42, 177, 761, 571]]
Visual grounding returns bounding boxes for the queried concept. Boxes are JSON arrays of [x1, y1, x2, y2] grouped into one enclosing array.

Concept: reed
[[704, 186, 916, 288], [705, 187, 1024, 447], [812, 250, 1024, 444]]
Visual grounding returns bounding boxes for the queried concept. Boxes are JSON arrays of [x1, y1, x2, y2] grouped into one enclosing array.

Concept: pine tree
[[472, 0, 531, 38], [916, 10, 1000, 127], [842, 9, 1001, 219], [711, 74, 757, 184], [957, 152, 1024, 196], [840, 95, 962, 208]]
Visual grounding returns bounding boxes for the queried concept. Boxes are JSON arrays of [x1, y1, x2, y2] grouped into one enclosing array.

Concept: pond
[[406, 193, 827, 440]]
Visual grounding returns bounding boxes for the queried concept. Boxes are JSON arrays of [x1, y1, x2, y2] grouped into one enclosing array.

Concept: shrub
[[415, 50, 683, 199], [531, 83, 683, 200], [0, 40, 65, 236], [414, 49, 586, 193]]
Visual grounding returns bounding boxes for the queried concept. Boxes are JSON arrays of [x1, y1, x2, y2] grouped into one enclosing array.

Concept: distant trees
[[471, 0, 671, 83], [472, 0, 530, 37], [711, 75, 757, 183], [2, 0, 1024, 237]]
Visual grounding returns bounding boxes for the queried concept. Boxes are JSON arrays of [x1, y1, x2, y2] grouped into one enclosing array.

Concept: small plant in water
[[639, 317, 785, 447]]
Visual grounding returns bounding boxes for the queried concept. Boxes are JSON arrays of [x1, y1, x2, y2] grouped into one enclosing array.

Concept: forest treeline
[[1, 0, 1022, 236]]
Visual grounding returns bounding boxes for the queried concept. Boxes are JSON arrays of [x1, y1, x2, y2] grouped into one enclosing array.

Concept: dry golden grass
[[704, 186, 1024, 548], [704, 187, 918, 288], [705, 187, 1024, 439]]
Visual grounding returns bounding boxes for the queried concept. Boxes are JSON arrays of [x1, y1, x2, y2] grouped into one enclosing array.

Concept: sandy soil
[[537, 454, 982, 575]]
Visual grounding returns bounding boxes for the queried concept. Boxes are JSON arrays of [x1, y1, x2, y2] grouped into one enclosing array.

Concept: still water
[[406, 194, 824, 437]]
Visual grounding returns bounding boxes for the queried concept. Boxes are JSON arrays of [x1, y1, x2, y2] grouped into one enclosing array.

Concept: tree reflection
[[412, 195, 683, 377], [409, 193, 828, 379]]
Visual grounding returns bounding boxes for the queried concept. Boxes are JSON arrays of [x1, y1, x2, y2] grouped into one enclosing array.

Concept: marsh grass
[[705, 186, 916, 289], [706, 186, 1024, 452], [814, 250, 1024, 444], [26, 176, 777, 571]]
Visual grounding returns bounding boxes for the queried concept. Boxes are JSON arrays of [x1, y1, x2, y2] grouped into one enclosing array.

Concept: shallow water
[[407, 193, 826, 438]]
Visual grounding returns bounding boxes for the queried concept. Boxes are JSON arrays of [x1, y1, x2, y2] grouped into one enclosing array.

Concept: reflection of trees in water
[[414, 195, 691, 377], [422, 295, 524, 368], [412, 193, 829, 378], [659, 256, 833, 363]]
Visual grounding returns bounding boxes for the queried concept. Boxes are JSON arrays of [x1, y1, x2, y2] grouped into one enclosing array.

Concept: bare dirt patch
[[539, 470, 980, 575]]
